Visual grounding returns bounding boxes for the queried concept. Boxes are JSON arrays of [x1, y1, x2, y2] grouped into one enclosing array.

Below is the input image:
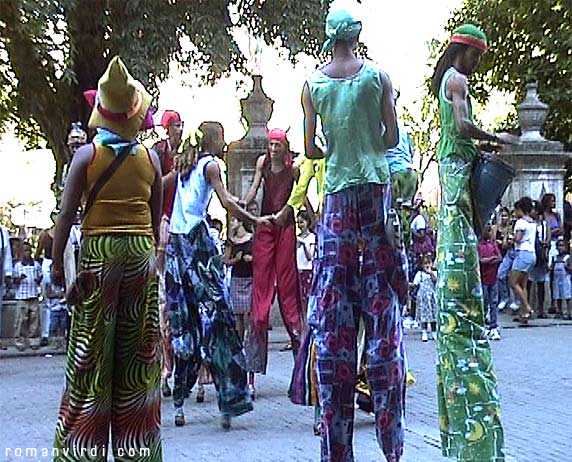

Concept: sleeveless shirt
[[169, 155, 215, 234], [261, 162, 295, 216], [437, 67, 478, 162], [82, 143, 155, 237], [306, 60, 390, 194]]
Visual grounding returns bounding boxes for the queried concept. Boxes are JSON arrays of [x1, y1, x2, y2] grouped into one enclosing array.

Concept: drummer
[[430, 24, 517, 462]]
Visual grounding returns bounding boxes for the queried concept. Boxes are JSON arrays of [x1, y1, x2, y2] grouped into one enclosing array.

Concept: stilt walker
[[431, 24, 517, 462], [166, 123, 268, 428], [243, 129, 303, 395], [301, 9, 409, 461]]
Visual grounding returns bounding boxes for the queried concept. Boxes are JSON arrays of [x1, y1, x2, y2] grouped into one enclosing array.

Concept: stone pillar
[[226, 75, 274, 204], [502, 82, 572, 214]]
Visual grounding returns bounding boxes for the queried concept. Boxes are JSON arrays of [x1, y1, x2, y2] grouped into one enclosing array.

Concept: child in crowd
[[46, 280, 67, 350], [549, 237, 572, 319], [12, 242, 42, 351], [412, 255, 437, 341], [478, 225, 502, 340], [497, 233, 516, 312]]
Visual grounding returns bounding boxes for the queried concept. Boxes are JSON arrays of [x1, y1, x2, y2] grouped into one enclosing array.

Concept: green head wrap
[[450, 24, 488, 51], [321, 9, 362, 54]]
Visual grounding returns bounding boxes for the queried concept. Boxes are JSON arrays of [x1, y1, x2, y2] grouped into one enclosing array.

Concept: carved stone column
[[226, 75, 274, 204]]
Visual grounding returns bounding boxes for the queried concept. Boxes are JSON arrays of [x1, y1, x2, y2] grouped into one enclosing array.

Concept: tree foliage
[[447, 0, 572, 148], [0, 0, 333, 181]]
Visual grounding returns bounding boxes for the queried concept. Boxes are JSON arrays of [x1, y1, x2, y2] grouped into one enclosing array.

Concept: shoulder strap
[[83, 146, 131, 217]]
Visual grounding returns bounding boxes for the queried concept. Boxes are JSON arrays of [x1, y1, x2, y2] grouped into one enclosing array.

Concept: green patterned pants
[[436, 156, 505, 462], [54, 235, 162, 461]]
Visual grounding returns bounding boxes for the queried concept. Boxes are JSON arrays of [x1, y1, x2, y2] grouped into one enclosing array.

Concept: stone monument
[[502, 82, 572, 214], [226, 75, 274, 203]]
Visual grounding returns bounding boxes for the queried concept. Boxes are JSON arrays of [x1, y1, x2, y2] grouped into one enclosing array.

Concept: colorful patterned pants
[[436, 156, 505, 462], [53, 235, 162, 462], [308, 183, 408, 462], [247, 222, 302, 373], [166, 223, 252, 417]]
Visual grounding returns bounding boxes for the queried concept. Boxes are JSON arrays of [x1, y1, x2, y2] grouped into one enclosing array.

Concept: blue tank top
[[170, 155, 215, 234], [306, 60, 390, 194]]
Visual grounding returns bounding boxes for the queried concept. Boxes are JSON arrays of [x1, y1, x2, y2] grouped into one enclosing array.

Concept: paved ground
[[1, 313, 571, 462]]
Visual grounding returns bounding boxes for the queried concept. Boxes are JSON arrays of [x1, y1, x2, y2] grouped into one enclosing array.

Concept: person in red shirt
[[152, 110, 183, 398], [477, 224, 502, 340], [243, 129, 302, 398]]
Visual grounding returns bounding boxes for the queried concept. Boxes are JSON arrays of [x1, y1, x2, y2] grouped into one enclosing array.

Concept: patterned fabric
[[308, 183, 408, 462], [436, 157, 505, 462], [53, 235, 162, 462], [299, 269, 313, 312], [166, 223, 252, 417], [159, 216, 173, 381], [13, 261, 41, 300], [413, 270, 437, 324], [230, 277, 253, 314]]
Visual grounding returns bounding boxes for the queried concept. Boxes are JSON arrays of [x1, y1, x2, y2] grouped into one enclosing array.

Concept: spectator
[[529, 202, 550, 318], [295, 210, 316, 315], [510, 197, 537, 325], [497, 234, 516, 312], [548, 237, 572, 319], [35, 210, 58, 347], [541, 193, 563, 313], [13, 242, 42, 351], [563, 199, 572, 243], [412, 255, 437, 342], [493, 207, 512, 254], [410, 196, 435, 266], [478, 224, 502, 340], [46, 280, 67, 350], [0, 225, 13, 350], [224, 216, 254, 342]]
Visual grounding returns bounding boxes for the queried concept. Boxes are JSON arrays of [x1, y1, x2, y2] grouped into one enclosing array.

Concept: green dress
[[435, 67, 505, 462]]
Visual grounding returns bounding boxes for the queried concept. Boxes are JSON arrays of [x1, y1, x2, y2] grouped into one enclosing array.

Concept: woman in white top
[[510, 197, 537, 324]]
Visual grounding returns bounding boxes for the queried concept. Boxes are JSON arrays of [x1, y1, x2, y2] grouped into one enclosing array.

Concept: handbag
[[66, 147, 131, 305]]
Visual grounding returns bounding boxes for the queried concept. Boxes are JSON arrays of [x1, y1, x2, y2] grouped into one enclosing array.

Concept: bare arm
[[449, 73, 498, 143], [148, 149, 164, 244], [52, 144, 93, 281], [243, 155, 265, 204], [35, 230, 48, 259], [379, 70, 398, 149], [206, 161, 269, 227], [302, 82, 323, 159]]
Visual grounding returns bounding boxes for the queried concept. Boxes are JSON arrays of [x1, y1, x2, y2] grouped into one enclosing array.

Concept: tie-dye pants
[[308, 183, 408, 462], [53, 235, 162, 462]]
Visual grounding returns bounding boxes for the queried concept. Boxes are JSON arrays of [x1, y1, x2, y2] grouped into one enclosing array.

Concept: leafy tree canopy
[[0, 0, 333, 180], [447, 0, 571, 148]]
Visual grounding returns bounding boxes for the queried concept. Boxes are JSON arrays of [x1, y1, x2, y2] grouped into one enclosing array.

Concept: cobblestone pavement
[[1, 314, 571, 462]]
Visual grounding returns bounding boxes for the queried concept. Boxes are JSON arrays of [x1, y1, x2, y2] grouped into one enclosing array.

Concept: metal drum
[[471, 153, 516, 237]]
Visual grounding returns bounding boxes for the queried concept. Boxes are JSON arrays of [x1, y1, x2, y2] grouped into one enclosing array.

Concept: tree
[[446, 0, 571, 148], [0, 0, 334, 183]]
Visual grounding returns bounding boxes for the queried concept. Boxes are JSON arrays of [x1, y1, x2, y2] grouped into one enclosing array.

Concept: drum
[[471, 153, 516, 237]]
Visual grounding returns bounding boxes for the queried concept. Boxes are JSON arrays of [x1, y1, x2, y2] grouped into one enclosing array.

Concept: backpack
[[534, 222, 548, 268]]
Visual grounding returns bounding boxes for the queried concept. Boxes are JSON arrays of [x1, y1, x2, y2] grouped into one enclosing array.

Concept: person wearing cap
[[243, 128, 303, 398], [431, 24, 516, 462], [151, 110, 184, 399], [51, 56, 163, 461], [164, 122, 269, 429], [302, 8, 408, 462]]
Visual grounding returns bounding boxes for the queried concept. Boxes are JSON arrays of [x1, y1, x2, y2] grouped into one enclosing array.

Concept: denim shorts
[[512, 250, 536, 273]]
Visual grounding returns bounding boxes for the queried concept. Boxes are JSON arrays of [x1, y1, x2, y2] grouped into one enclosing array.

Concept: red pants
[[247, 223, 302, 373]]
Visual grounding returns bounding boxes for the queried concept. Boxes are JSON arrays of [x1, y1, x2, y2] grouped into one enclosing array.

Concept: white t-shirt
[[514, 218, 536, 252], [296, 233, 316, 271], [411, 214, 428, 232]]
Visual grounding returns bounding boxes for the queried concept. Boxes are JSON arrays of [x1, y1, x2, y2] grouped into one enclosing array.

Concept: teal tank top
[[437, 67, 478, 162], [307, 61, 390, 194]]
